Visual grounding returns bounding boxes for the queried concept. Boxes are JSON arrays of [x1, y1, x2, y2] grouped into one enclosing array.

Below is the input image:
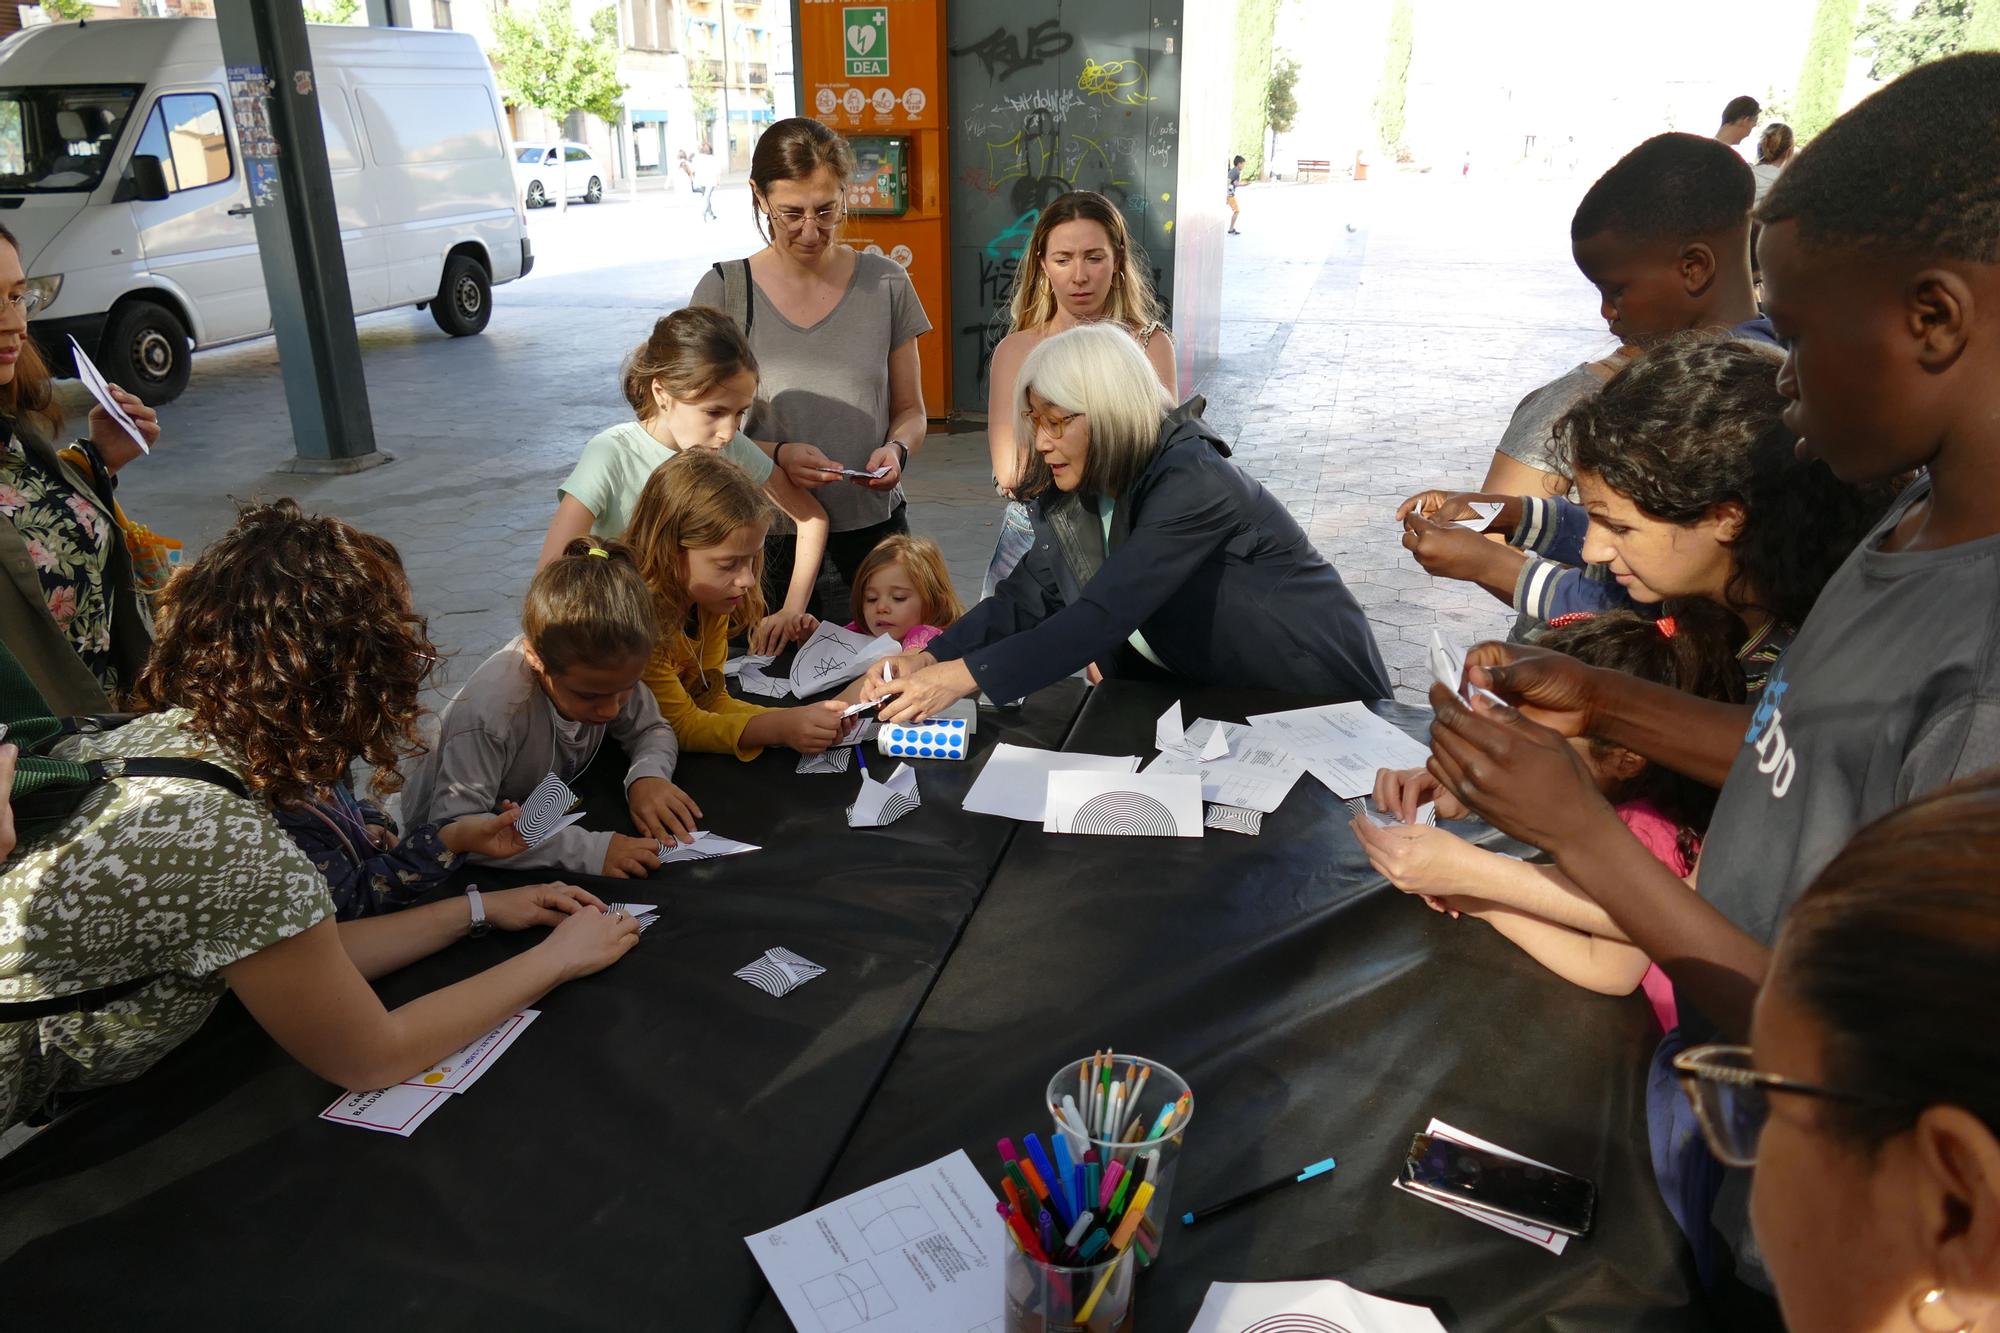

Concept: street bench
[[1296, 158, 1332, 181]]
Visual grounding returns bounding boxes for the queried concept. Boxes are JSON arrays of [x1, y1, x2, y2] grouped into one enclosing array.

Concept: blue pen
[[1076, 1226, 1110, 1261], [1052, 1136, 1079, 1225], [1180, 1156, 1337, 1227], [853, 744, 870, 778], [1024, 1133, 1071, 1227]]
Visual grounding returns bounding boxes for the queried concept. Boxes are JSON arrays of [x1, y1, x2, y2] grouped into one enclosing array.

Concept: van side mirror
[[125, 154, 169, 202]]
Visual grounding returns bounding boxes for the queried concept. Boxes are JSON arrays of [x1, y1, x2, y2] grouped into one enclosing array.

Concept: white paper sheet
[[658, 831, 761, 863], [606, 901, 660, 932], [1147, 720, 1307, 814], [734, 661, 794, 698], [1391, 1117, 1573, 1255], [1204, 803, 1263, 836], [847, 761, 920, 827], [1246, 704, 1432, 799], [1189, 1279, 1446, 1333], [798, 747, 854, 774], [734, 946, 827, 997], [517, 772, 584, 848], [961, 744, 1138, 822], [397, 1009, 539, 1094], [789, 622, 900, 694], [724, 652, 775, 680], [320, 1084, 452, 1137], [1044, 769, 1204, 838], [1448, 500, 1504, 531], [1430, 629, 1508, 708], [1155, 700, 1187, 751], [746, 1149, 1005, 1333], [68, 335, 148, 454]]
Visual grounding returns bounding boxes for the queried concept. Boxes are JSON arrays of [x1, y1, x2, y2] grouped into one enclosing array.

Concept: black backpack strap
[[78, 756, 250, 799], [0, 972, 162, 1021]]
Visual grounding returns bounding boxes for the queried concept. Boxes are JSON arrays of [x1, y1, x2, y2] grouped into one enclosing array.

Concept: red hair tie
[[1546, 612, 1596, 628], [1656, 617, 1678, 638]]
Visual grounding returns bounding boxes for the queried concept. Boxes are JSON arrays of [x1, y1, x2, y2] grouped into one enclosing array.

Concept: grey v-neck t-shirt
[[692, 250, 931, 533]]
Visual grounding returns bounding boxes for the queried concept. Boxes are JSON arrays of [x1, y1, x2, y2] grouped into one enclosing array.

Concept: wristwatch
[[891, 440, 909, 470], [465, 886, 490, 938]]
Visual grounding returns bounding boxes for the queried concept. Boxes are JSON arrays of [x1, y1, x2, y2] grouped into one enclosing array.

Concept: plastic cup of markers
[[1004, 1244, 1136, 1333], [1045, 1054, 1193, 1267]]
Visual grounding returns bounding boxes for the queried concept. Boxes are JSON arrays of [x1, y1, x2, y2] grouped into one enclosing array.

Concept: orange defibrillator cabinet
[[797, 1, 951, 416]]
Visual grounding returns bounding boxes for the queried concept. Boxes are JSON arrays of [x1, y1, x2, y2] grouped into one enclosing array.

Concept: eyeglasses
[[1672, 1043, 1907, 1167], [1022, 406, 1085, 438], [769, 202, 843, 234], [1, 291, 45, 318]]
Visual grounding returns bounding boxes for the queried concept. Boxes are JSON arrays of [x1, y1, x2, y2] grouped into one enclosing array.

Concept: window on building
[[432, 0, 452, 28], [622, 0, 676, 51], [132, 92, 231, 194]]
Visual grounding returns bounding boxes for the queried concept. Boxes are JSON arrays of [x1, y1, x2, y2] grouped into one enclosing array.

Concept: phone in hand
[[1401, 1132, 1596, 1237]]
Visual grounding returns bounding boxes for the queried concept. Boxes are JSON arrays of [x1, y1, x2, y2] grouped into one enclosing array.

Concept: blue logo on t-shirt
[[1745, 672, 1788, 744], [1744, 666, 1796, 798]]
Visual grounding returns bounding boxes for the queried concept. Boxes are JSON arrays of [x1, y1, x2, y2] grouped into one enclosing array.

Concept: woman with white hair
[[861, 324, 1390, 720]]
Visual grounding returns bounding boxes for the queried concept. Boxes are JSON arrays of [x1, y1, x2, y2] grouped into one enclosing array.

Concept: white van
[[0, 18, 531, 404]]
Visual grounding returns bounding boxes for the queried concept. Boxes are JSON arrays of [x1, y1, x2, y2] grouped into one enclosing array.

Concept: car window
[[516, 147, 543, 164], [564, 146, 590, 163], [132, 92, 232, 193]]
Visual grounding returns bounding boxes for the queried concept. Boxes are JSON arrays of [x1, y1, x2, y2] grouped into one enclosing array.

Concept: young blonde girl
[[402, 540, 701, 879], [825, 534, 964, 652], [625, 450, 848, 758], [538, 306, 829, 653]]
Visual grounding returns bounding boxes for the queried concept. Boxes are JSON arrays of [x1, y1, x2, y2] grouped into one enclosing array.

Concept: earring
[[1911, 1287, 1975, 1333]]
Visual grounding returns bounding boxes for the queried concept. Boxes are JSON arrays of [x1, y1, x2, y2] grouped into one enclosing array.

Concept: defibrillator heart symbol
[[847, 23, 878, 56]]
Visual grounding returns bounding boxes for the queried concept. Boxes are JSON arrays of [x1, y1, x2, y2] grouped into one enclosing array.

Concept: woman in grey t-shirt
[[690, 118, 932, 617]]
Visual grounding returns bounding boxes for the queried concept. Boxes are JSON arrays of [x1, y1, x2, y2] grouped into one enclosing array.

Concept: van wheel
[[525, 180, 546, 208], [103, 299, 191, 405], [585, 176, 603, 203], [431, 253, 491, 337]]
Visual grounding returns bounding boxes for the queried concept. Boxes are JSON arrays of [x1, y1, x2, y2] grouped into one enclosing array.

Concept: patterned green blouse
[[0, 710, 334, 1129], [0, 435, 119, 693]]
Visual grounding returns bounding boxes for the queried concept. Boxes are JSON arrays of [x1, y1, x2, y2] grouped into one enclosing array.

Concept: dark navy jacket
[[931, 413, 1392, 705]]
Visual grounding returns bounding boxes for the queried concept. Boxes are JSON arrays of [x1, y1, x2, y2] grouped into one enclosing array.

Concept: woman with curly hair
[[1396, 333, 1901, 696], [0, 501, 642, 1133], [127, 501, 528, 919]]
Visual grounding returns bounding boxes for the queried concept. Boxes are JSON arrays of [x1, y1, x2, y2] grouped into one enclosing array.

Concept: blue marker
[[1023, 1133, 1072, 1227], [1052, 1135, 1079, 1227], [1181, 1157, 1336, 1227]]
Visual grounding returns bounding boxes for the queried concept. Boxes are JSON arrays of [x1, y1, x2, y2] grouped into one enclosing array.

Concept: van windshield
[[0, 85, 142, 193]]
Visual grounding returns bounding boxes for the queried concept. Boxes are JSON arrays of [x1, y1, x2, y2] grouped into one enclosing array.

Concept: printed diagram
[[804, 1260, 897, 1333], [849, 1183, 939, 1254]]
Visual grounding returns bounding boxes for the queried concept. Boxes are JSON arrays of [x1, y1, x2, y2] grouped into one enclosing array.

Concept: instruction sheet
[[747, 1148, 1005, 1333]]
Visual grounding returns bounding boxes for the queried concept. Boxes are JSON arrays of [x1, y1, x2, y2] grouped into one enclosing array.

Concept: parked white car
[[0, 18, 531, 404], [514, 142, 604, 208]]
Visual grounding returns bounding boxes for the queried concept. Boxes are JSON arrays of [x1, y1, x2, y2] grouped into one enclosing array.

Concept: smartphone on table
[[1401, 1132, 1597, 1237]]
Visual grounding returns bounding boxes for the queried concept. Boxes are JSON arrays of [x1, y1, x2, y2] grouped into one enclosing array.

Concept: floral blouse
[[0, 436, 118, 693]]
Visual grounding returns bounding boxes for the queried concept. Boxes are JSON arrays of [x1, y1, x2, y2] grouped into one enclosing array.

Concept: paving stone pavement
[[78, 173, 1610, 707]]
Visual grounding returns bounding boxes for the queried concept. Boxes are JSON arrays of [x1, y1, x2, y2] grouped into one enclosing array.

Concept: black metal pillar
[[215, 0, 385, 471]]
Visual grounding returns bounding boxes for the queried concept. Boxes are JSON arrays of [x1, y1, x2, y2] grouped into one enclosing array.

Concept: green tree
[[1968, 0, 2000, 47], [1229, 0, 1280, 180], [1267, 55, 1300, 137], [1795, 0, 1860, 138], [1855, 0, 1973, 81], [689, 60, 717, 152], [37, 0, 91, 20], [1375, 0, 1416, 158], [493, 0, 626, 128], [303, 0, 361, 24]]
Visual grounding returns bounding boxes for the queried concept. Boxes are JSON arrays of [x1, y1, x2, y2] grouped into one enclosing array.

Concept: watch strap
[[465, 886, 490, 937]]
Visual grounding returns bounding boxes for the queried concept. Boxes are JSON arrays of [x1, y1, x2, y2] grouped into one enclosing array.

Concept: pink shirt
[[846, 620, 944, 653], [1618, 798, 1696, 1033]]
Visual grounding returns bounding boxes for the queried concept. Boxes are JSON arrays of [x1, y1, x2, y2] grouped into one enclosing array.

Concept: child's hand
[[441, 804, 529, 859], [782, 700, 850, 754], [537, 902, 642, 981], [482, 881, 608, 930], [1400, 512, 1509, 582], [1394, 489, 1517, 531], [1419, 893, 1462, 920], [601, 833, 662, 879], [1372, 766, 1469, 823], [750, 610, 818, 655], [1350, 816, 1475, 898], [628, 776, 701, 846]]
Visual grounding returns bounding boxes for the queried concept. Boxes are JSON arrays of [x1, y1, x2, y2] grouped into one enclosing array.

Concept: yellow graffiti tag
[[1077, 57, 1154, 106]]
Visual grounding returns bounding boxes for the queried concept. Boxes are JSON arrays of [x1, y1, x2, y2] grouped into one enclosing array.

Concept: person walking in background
[[1750, 123, 1794, 207], [693, 144, 721, 223], [1714, 95, 1760, 151], [1227, 155, 1245, 235]]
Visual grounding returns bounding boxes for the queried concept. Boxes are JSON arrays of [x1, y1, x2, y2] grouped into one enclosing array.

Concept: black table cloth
[[0, 681, 1087, 1329], [747, 681, 1704, 1333]]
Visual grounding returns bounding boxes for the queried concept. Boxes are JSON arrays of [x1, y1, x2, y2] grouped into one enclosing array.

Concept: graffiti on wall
[[947, 4, 1180, 410]]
